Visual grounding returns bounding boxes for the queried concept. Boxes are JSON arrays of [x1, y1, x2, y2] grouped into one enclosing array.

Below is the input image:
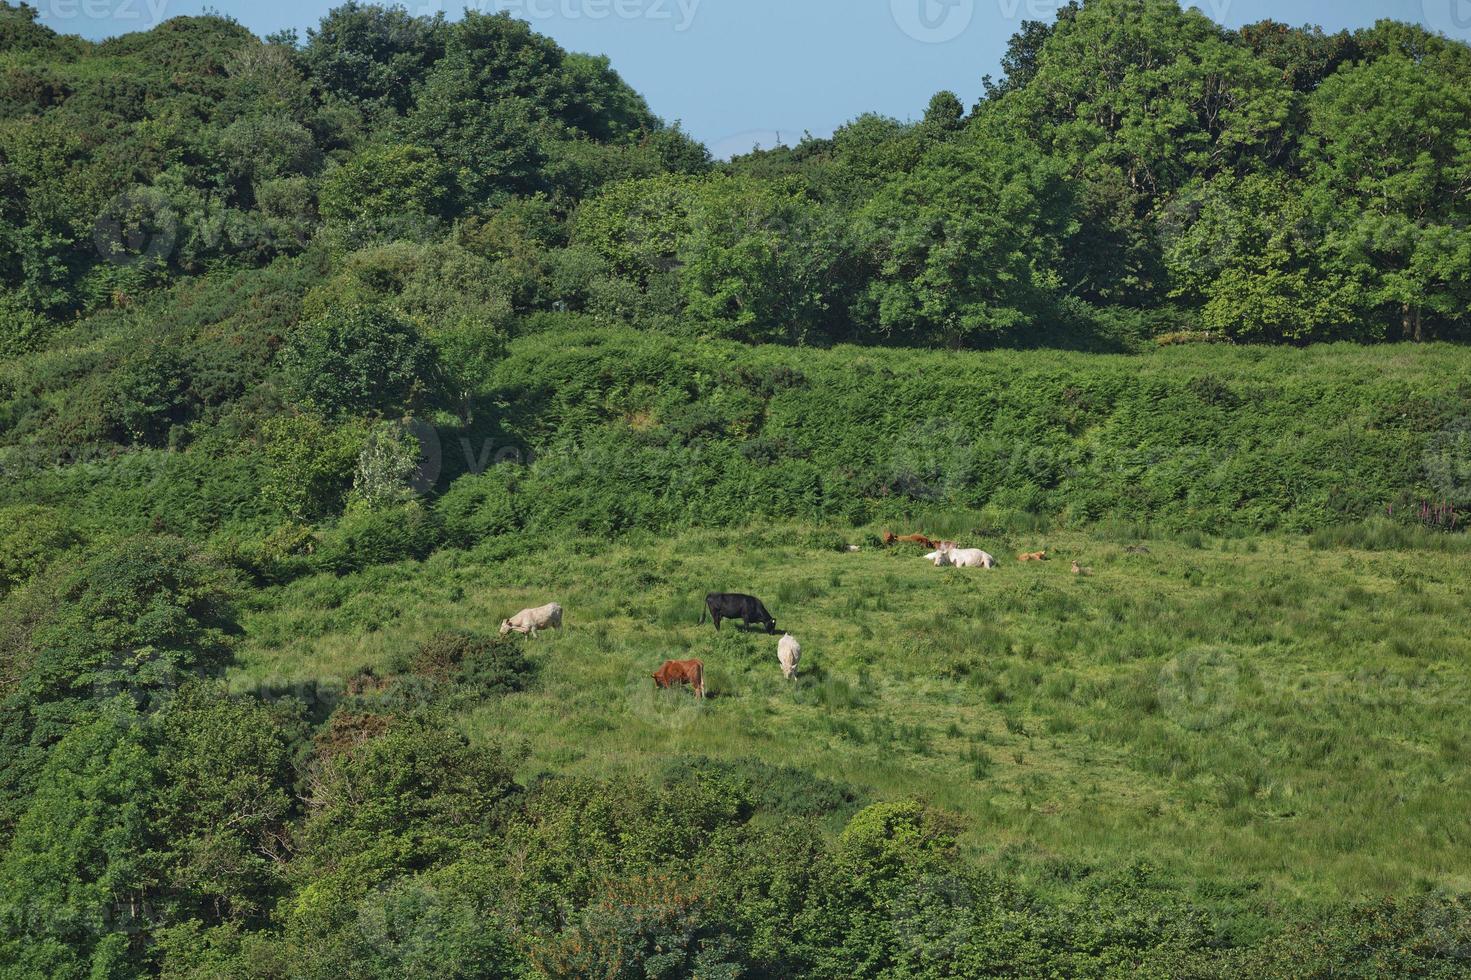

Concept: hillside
[[4, 1, 1471, 977]]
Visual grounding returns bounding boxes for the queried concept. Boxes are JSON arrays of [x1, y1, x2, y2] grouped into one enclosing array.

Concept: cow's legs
[[712, 614, 722, 631]]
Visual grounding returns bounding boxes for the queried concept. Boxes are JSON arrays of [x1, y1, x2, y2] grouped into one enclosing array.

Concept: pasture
[[231, 517, 1471, 918]]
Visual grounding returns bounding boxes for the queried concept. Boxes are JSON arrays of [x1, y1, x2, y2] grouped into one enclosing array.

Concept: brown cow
[[1017, 551, 1048, 563], [653, 659, 705, 699], [883, 530, 939, 549]]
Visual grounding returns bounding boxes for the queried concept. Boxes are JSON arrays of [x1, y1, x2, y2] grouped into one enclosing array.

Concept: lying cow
[[883, 530, 939, 550], [499, 602, 563, 637], [653, 659, 705, 699], [1017, 551, 1048, 563], [778, 634, 801, 680], [940, 548, 996, 569], [701, 593, 777, 634]]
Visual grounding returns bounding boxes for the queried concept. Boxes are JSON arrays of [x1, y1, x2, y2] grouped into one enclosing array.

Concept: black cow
[[700, 593, 777, 634]]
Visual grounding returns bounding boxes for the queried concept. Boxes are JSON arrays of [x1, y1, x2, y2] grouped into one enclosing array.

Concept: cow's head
[[498, 620, 512, 636]]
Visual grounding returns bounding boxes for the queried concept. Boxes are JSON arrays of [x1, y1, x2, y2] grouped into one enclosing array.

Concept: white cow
[[938, 548, 997, 569], [778, 633, 801, 680], [499, 602, 564, 637]]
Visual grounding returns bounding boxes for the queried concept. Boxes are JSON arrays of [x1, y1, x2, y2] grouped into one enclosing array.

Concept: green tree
[[0, 536, 235, 828], [318, 144, 451, 225], [278, 304, 440, 417], [1305, 38, 1471, 340], [679, 175, 836, 344], [0, 705, 158, 979], [997, 0, 1293, 301], [303, 1, 447, 114], [1162, 173, 1358, 341], [855, 127, 1073, 347], [150, 684, 303, 926]]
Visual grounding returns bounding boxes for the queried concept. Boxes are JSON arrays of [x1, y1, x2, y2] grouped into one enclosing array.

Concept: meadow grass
[[230, 519, 1471, 915]]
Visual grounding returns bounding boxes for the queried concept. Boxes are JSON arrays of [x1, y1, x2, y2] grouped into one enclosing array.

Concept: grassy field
[[230, 515, 1471, 920]]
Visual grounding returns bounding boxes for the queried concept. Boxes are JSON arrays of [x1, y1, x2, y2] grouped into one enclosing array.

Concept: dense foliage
[[2, 0, 1470, 351], [3, 1, 1471, 976]]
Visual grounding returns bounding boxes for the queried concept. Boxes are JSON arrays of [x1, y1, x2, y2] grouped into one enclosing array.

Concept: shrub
[[435, 468, 523, 548], [318, 145, 451, 224], [349, 421, 422, 510], [260, 412, 368, 522], [0, 503, 78, 596], [0, 535, 236, 825], [313, 501, 442, 575], [277, 305, 440, 418], [399, 629, 532, 698]]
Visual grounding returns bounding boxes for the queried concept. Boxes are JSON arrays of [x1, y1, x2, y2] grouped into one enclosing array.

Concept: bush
[[313, 501, 442, 575], [278, 305, 440, 418], [318, 145, 451, 224], [0, 503, 78, 596], [435, 468, 523, 548], [260, 412, 368, 522], [349, 421, 422, 510], [397, 629, 533, 698]]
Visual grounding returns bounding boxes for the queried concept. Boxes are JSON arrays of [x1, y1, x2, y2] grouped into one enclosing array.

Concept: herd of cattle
[[495, 530, 1081, 700]]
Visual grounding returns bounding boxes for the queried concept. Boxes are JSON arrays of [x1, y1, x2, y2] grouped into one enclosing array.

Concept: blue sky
[[34, 0, 1467, 155]]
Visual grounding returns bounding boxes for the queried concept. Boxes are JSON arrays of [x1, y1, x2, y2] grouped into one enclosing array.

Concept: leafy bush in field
[[260, 412, 369, 522], [658, 756, 859, 819], [393, 629, 533, 698], [349, 421, 422, 510], [434, 467, 524, 547], [312, 500, 442, 575]]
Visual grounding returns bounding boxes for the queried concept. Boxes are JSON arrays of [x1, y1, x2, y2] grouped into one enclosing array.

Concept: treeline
[[3, 0, 1471, 354]]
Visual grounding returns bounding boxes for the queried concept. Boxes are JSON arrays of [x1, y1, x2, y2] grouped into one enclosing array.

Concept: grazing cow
[[777, 634, 801, 680], [1017, 551, 1048, 563], [701, 593, 777, 634], [653, 659, 705, 699], [499, 602, 563, 637], [883, 530, 939, 549], [944, 548, 997, 569]]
